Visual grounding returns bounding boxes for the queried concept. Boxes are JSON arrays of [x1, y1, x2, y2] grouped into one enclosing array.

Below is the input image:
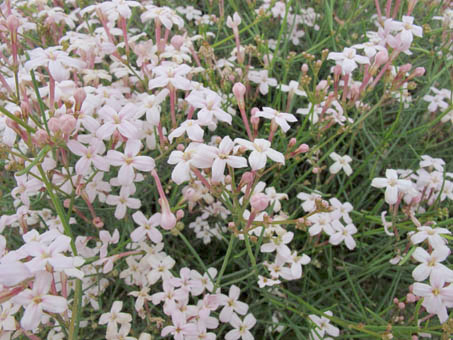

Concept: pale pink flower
[[149, 63, 192, 91], [106, 187, 141, 219], [97, 104, 139, 140], [147, 255, 175, 285], [281, 80, 306, 97], [131, 211, 162, 243], [412, 246, 453, 282], [413, 271, 453, 323], [255, 107, 298, 132], [106, 139, 155, 185], [161, 311, 197, 340], [371, 169, 412, 205], [248, 70, 277, 95], [225, 313, 256, 340], [329, 152, 353, 176], [308, 311, 340, 339], [168, 120, 204, 143], [168, 143, 204, 184], [411, 226, 451, 249], [219, 285, 248, 323], [67, 139, 108, 175], [390, 16, 423, 44], [99, 229, 119, 259], [13, 271, 67, 330], [286, 252, 311, 279], [327, 47, 369, 74], [141, 5, 184, 30], [99, 301, 132, 334], [261, 231, 293, 258], [326, 221, 357, 250], [234, 138, 285, 170], [186, 90, 232, 124]]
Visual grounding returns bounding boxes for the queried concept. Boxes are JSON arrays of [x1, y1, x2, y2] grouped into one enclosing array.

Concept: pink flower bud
[[48, 117, 60, 134], [413, 67, 425, 77], [33, 129, 50, 146], [250, 107, 260, 117], [59, 114, 76, 135], [296, 143, 309, 154], [316, 80, 328, 92], [161, 210, 177, 230], [393, 298, 399, 304], [374, 50, 389, 66], [74, 88, 87, 110], [6, 15, 20, 32], [250, 193, 269, 212], [240, 171, 254, 185], [399, 63, 412, 74], [171, 35, 185, 50], [333, 65, 342, 77], [301, 64, 309, 73], [398, 302, 405, 309], [233, 82, 246, 99], [250, 115, 259, 125], [93, 217, 104, 228], [288, 138, 297, 148], [406, 293, 416, 303], [177, 144, 185, 151], [176, 209, 184, 219]]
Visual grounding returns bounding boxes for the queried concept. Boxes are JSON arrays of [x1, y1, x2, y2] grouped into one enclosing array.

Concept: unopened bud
[[233, 82, 246, 100], [374, 50, 389, 66], [301, 64, 309, 73], [176, 209, 184, 220], [6, 15, 20, 32], [60, 114, 76, 136], [399, 63, 412, 74], [412, 67, 425, 77], [288, 138, 297, 148], [93, 217, 104, 228], [171, 35, 185, 50], [250, 193, 269, 212]]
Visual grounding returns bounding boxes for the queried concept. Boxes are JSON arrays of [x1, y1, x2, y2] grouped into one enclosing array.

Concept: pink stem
[[170, 86, 177, 129], [238, 106, 253, 141]]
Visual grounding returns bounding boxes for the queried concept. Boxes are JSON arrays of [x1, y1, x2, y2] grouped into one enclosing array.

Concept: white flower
[[329, 152, 353, 176], [234, 138, 285, 170], [371, 169, 412, 205]]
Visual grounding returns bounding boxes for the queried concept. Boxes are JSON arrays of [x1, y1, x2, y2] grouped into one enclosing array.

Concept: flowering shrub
[[0, 0, 452, 339]]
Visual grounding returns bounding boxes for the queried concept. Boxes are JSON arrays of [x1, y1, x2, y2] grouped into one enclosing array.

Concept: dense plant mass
[[1, 0, 453, 339]]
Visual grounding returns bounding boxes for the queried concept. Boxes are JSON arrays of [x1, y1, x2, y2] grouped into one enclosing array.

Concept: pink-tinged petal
[[219, 136, 234, 153], [326, 323, 340, 337], [433, 246, 450, 262], [229, 285, 241, 300], [148, 228, 163, 244], [49, 60, 69, 82], [412, 264, 430, 281], [118, 164, 135, 185], [132, 211, 147, 225], [385, 169, 398, 179], [371, 178, 387, 188], [234, 138, 254, 150], [385, 186, 398, 205], [21, 303, 42, 330], [33, 271, 52, 295], [219, 306, 233, 323], [413, 282, 433, 297], [249, 151, 267, 170], [329, 163, 341, 174], [229, 313, 242, 328], [355, 55, 370, 64], [226, 155, 247, 168], [96, 123, 116, 140], [225, 329, 241, 340], [92, 156, 110, 172], [329, 233, 344, 246], [67, 140, 86, 156], [131, 226, 145, 242], [41, 295, 67, 313], [260, 242, 275, 253], [115, 204, 127, 219], [124, 139, 142, 156], [148, 76, 169, 89], [127, 197, 141, 210], [244, 314, 256, 328], [235, 300, 249, 315], [133, 156, 155, 171], [344, 236, 356, 250], [186, 123, 204, 142], [265, 148, 285, 164], [412, 247, 430, 263], [118, 120, 138, 139], [410, 232, 427, 245], [309, 224, 322, 236], [168, 150, 183, 164], [171, 161, 191, 184], [211, 158, 226, 182], [75, 157, 91, 175], [242, 331, 254, 340], [0, 262, 32, 286]]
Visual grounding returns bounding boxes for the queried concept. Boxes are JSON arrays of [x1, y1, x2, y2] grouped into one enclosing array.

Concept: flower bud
[[6, 15, 20, 32], [33, 129, 50, 147], [48, 117, 61, 134], [399, 63, 412, 74], [74, 88, 87, 111], [413, 67, 425, 77], [59, 114, 76, 136], [233, 82, 246, 99], [176, 209, 184, 220], [374, 50, 389, 66], [301, 63, 309, 73], [171, 35, 185, 50], [250, 193, 269, 212]]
